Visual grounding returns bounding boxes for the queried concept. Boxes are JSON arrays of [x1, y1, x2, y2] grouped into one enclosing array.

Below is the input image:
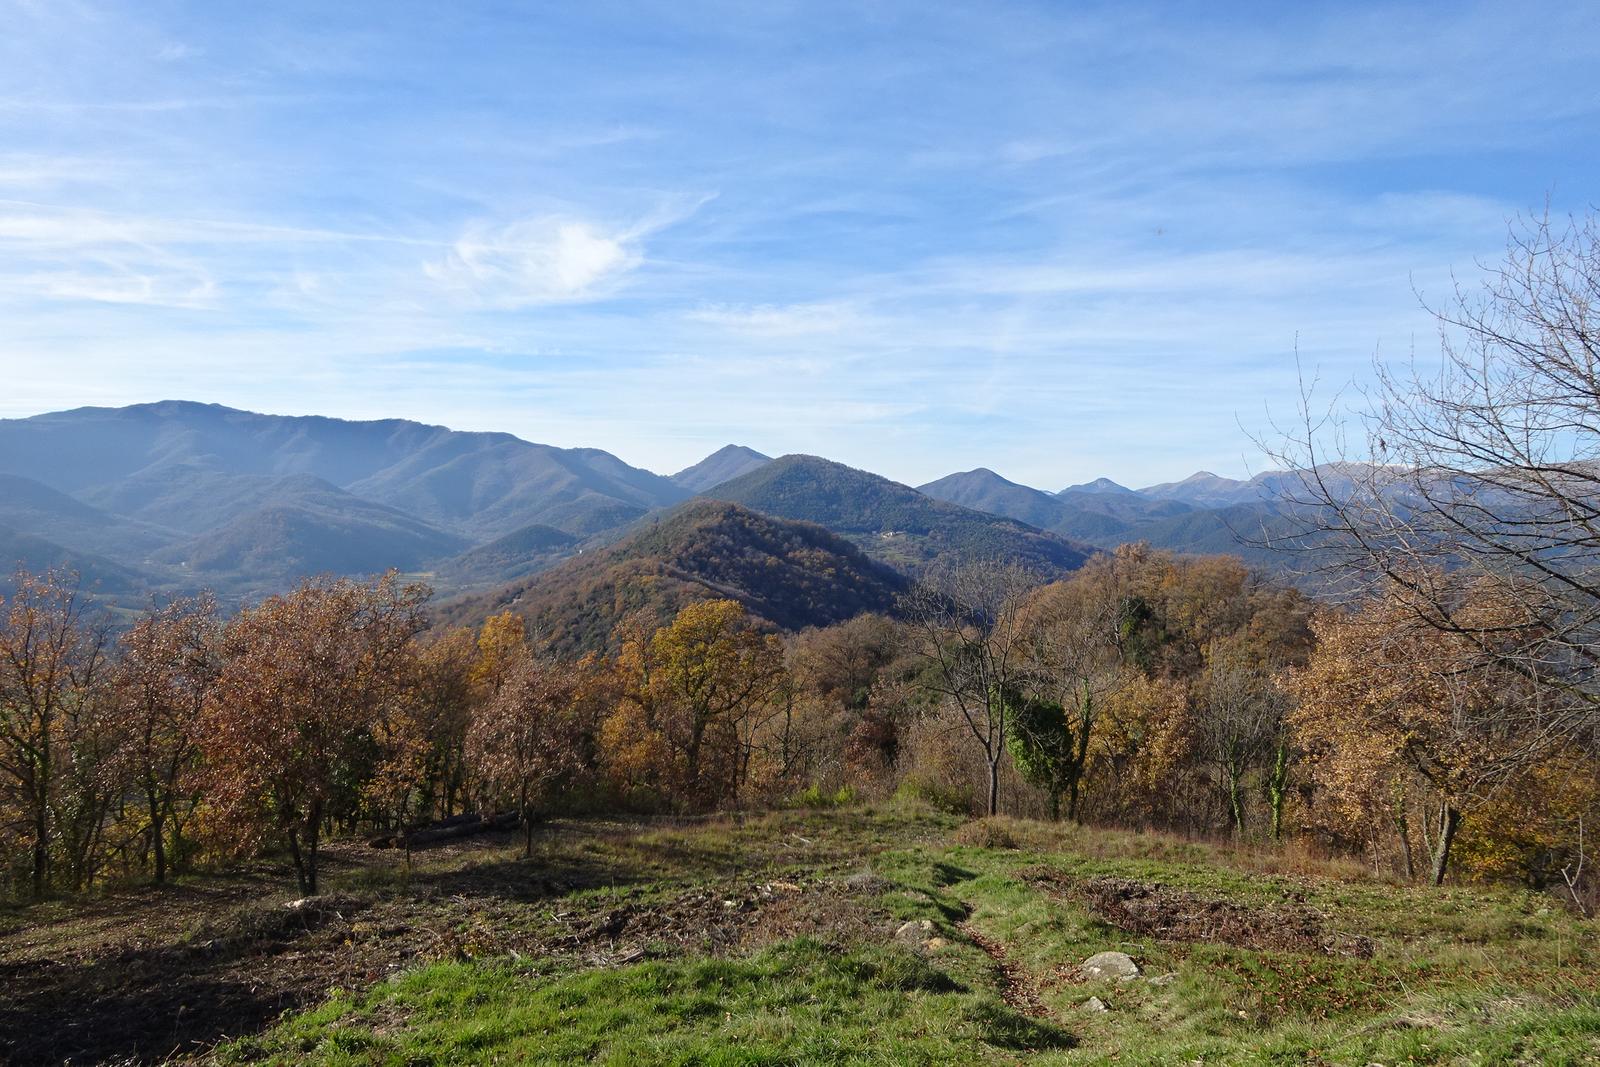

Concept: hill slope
[[0, 474, 179, 560], [0, 525, 149, 598], [209, 807, 1600, 1067], [712, 456, 1089, 576], [431, 523, 579, 591], [153, 475, 468, 586], [441, 499, 909, 653], [915, 469, 1065, 530]]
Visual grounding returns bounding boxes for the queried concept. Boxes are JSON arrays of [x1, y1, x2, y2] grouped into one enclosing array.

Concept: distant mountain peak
[[1059, 477, 1135, 496], [671, 444, 772, 492], [1137, 469, 1255, 507]]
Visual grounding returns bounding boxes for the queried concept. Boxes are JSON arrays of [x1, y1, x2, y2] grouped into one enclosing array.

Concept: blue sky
[[1, 1, 1595, 489]]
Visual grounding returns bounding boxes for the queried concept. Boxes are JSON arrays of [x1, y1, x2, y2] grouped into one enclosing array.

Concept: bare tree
[[465, 650, 580, 858], [902, 561, 1040, 816], [1197, 639, 1289, 837], [1270, 210, 1600, 755]]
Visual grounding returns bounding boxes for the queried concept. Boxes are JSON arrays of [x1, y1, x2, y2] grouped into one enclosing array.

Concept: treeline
[[4, 540, 1593, 905]]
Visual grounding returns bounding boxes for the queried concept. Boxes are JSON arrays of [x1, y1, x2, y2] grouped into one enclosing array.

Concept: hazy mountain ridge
[[0, 524, 148, 599], [0, 402, 689, 601], [431, 523, 579, 592], [0, 400, 1333, 612], [152, 478, 470, 589], [917, 465, 1327, 569], [916, 468, 1067, 530], [0, 473, 180, 561]]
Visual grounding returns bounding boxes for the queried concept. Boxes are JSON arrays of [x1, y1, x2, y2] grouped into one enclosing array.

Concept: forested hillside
[[707, 455, 1091, 576], [438, 499, 910, 653]]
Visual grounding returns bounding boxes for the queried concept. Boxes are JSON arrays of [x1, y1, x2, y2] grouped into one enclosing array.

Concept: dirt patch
[[552, 877, 890, 962], [1025, 869, 1374, 958], [959, 921, 1053, 1019]]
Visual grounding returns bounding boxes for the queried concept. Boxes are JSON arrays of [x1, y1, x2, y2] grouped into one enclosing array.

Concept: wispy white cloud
[[0, 1, 1592, 487], [153, 41, 199, 62], [687, 301, 865, 337], [424, 217, 643, 307]]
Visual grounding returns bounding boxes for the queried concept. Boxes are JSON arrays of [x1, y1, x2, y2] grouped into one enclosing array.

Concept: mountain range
[[915, 467, 1299, 565], [0, 401, 1314, 633]]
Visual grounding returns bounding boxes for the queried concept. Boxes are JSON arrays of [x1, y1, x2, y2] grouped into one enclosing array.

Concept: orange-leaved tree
[[199, 573, 428, 895], [466, 649, 608, 856]]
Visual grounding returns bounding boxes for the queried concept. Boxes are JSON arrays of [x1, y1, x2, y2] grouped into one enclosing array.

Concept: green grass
[[190, 807, 1600, 1064], [220, 939, 1072, 1065]]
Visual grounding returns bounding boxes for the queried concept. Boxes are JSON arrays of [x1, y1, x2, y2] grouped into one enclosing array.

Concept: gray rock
[[895, 919, 935, 945], [1083, 995, 1110, 1012], [1081, 950, 1141, 980], [844, 870, 891, 893], [1147, 972, 1178, 987]]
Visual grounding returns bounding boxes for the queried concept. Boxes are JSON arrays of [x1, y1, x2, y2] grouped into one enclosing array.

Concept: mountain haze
[[0, 401, 687, 542], [0, 400, 1342, 611], [151, 475, 468, 587], [0, 402, 691, 601]]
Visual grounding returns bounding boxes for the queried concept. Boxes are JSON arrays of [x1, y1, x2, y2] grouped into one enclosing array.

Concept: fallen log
[[368, 811, 521, 849]]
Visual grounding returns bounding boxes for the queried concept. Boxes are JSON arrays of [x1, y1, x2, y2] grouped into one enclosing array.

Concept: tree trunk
[[686, 719, 706, 801], [1265, 742, 1289, 841], [1048, 789, 1060, 822], [1392, 783, 1415, 881], [32, 777, 49, 900], [522, 786, 535, 859], [986, 754, 1000, 816], [146, 780, 167, 884], [285, 826, 311, 897], [1429, 800, 1461, 888], [305, 822, 320, 895], [1226, 764, 1245, 837], [1069, 685, 1093, 824], [168, 809, 184, 875]]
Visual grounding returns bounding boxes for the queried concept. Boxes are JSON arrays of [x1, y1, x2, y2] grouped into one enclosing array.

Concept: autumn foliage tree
[[1290, 590, 1551, 885], [465, 649, 584, 857], [607, 600, 787, 810], [199, 573, 428, 895], [902, 563, 1038, 816], [0, 570, 109, 898], [110, 594, 220, 883]]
